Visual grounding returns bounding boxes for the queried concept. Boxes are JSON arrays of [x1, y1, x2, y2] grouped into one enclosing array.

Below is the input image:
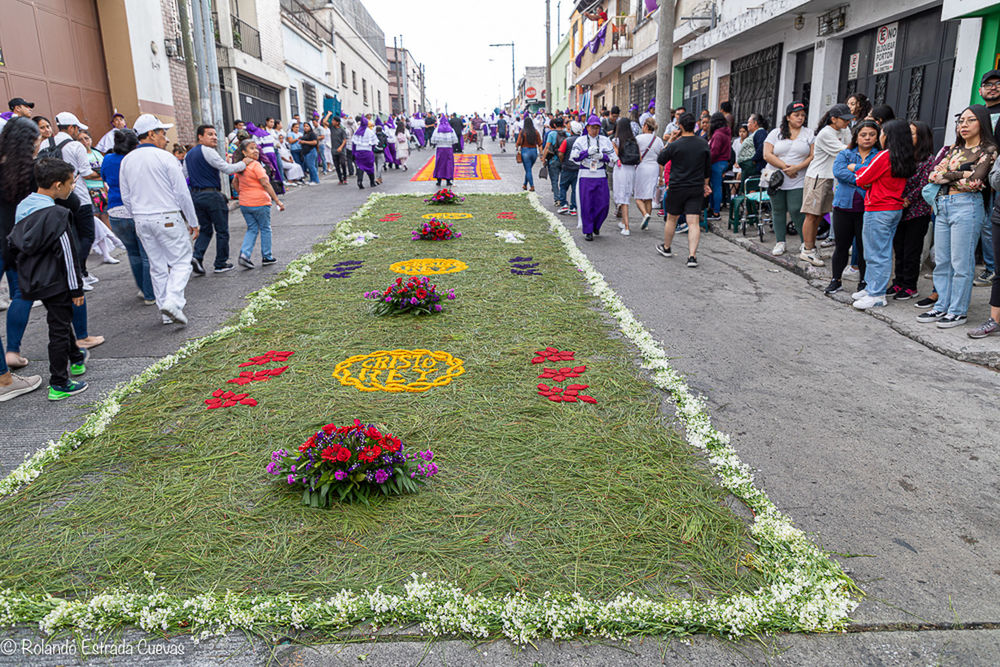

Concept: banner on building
[[872, 22, 898, 74]]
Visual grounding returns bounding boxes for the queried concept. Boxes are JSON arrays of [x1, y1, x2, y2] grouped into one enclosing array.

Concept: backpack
[[36, 137, 74, 161], [549, 130, 567, 163], [737, 136, 756, 164], [619, 138, 640, 165], [375, 128, 388, 152]]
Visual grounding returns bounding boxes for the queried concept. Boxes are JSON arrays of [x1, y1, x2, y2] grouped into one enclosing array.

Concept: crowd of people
[[507, 82, 1000, 338], [0, 97, 457, 405]]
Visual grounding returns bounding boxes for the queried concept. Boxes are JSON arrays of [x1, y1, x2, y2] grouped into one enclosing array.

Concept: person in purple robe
[[569, 115, 615, 241], [430, 115, 456, 187], [382, 116, 400, 168], [246, 122, 283, 186], [351, 117, 377, 189]]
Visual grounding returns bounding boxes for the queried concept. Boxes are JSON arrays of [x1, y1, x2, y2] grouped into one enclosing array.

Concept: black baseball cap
[[8, 97, 34, 111], [828, 103, 854, 120], [982, 69, 1000, 85], [785, 101, 806, 115]]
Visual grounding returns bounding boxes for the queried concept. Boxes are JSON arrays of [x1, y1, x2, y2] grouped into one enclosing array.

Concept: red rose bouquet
[[267, 420, 438, 506], [412, 217, 461, 241], [424, 188, 464, 204], [364, 275, 455, 316]]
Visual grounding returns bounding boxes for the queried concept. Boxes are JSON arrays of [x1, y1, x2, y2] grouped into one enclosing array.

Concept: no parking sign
[[873, 22, 898, 74]]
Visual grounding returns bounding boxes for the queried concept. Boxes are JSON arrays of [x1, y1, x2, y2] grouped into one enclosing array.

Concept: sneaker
[[853, 294, 886, 310], [136, 290, 145, 299], [640, 214, 651, 230], [676, 222, 689, 234], [214, 262, 235, 273], [686, 255, 698, 268], [48, 380, 88, 401], [772, 241, 786, 256], [584, 233, 594, 241], [143, 299, 157, 306], [842, 266, 860, 279], [618, 221, 625, 230], [851, 288, 869, 300], [76, 335, 105, 349], [82, 274, 99, 286], [798, 248, 824, 267], [824, 279, 842, 294], [70, 349, 90, 377], [261, 257, 277, 265], [886, 284, 902, 297], [656, 244, 672, 258], [819, 238, 836, 248], [569, 208, 577, 216], [102, 256, 120, 265], [893, 288, 918, 301], [967, 317, 999, 339], [914, 296, 938, 309], [238, 255, 254, 269], [706, 212, 721, 221], [159, 302, 188, 325], [916, 310, 945, 323], [0, 373, 42, 402], [593, 229, 600, 236], [82, 282, 94, 292], [191, 257, 206, 275], [936, 314, 967, 328], [557, 206, 569, 214], [620, 228, 630, 236], [973, 269, 995, 286]]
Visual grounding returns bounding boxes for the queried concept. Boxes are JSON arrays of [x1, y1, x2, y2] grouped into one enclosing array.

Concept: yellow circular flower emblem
[[422, 212, 472, 219], [333, 349, 465, 392], [389, 258, 468, 275]]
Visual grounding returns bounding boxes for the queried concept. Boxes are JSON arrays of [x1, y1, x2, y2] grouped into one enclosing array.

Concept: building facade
[[550, 32, 572, 112], [329, 0, 389, 118], [386, 46, 424, 116], [281, 0, 340, 124]]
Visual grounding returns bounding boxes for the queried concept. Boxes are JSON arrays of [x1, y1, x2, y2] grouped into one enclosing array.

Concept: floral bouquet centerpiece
[[412, 217, 461, 241], [424, 188, 464, 204], [267, 420, 438, 506], [364, 276, 456, 316]]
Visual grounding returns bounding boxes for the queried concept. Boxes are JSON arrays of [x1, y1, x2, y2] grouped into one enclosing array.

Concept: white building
[[328, 0, 390, 117], [281, 0, 340, 121]]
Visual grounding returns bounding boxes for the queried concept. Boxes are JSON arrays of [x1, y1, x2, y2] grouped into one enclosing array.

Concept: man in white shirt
[[120, 114, 199, 325], [95, 113, 127, 153]]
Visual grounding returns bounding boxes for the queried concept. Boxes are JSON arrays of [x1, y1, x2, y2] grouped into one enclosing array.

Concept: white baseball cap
[[133, 113, 173, 136], [54, 111, 88, 130]]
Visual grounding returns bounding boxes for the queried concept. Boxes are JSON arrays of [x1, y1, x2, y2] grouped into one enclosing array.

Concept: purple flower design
[[334, 470, 347, 481]]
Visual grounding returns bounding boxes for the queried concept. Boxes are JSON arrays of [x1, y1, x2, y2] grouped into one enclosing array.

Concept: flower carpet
[[410, 154, 500, 181], [0, 193, 857, 644]]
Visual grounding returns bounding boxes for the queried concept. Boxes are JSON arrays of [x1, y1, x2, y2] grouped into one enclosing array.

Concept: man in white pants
[[120, 114, 198, 325]]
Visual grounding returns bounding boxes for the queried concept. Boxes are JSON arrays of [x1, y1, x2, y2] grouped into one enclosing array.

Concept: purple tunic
[[413, 127, 425, 146], [433, 146, 455, 180], [354, 148, 375, 175], [576, 176, 609, 235], [384, 141, 398, 165]]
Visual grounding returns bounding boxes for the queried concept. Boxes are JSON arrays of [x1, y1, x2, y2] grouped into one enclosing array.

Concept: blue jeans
[[239, 206, 273, 261], [521, 147, 538, 187], [981, 214, 995, 273], [861, 209, 903, 297], [302, 148, 320, 183], [710, 161, 727, 214], [548, 160, 563, 205], [191, 190, 230, 270], [933, 192, 985, 316], [2, 260, 31, 356], [559, 168, 578, 209], [110, 216, 154, 300]]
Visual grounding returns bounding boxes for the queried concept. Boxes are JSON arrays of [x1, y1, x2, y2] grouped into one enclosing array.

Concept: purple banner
[[645, 0, 658, 12], [575, 45, 587, 67]]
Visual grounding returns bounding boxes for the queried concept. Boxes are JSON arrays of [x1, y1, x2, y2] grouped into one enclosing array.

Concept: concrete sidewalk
[[1, 143, 998, 665]]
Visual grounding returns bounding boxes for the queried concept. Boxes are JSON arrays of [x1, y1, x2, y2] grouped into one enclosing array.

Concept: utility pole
[[654, 1, 675, 134], [420, 64, 426, 114], [176, 0, 201, 127], [545, 0, 551, 114], [399, 34, 409, 116], [489, 42, 516, 114]]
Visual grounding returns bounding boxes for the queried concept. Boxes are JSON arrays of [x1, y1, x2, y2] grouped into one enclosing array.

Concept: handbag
[[539, 163, 548, 179], [760, 166, 784, 194], [516, 150, 522, 164], [922, 182, 942, 216]]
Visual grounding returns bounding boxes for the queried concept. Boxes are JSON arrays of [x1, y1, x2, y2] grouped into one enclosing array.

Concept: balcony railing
[[573, 14, 634, 81], [280, 0, 328, 44], [231, 15, 262, 59]]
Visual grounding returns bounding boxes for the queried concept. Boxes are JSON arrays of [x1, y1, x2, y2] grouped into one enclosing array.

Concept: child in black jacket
[[6, 158, 89, 400]]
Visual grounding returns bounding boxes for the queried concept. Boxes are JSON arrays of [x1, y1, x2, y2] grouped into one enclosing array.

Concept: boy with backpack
[[6, 158, 90, 400]]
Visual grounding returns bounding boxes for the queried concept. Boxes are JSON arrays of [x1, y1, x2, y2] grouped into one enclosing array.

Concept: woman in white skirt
[[395, 123, 410, 171], [611, 117, 638, 235], [633, 117, 665, 230]]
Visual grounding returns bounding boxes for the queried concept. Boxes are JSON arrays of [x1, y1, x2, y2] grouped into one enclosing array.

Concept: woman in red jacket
[[851, 119, 916, 310], [707, 112, 732, 220]]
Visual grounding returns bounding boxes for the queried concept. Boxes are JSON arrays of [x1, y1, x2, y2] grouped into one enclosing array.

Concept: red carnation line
[[537, 366, 587, 382], [531, 347, 576, 364], [238, 350, 295, 367], [536, 383, 596, 404], [498, 212, 516, 219], [379, 213, 402, 222], [227, 365, 289, 385], [205, 389, 258, 409]]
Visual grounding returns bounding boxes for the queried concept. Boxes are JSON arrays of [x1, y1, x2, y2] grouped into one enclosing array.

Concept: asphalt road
[[1, 142, 997, 665]]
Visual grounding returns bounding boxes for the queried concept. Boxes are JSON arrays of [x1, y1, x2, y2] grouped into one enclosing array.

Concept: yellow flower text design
[[333, 349, 465, 392], [389, 258, 468, 275]]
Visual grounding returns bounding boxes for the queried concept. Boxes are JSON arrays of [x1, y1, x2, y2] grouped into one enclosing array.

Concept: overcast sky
[[363, 0, 571, 114]]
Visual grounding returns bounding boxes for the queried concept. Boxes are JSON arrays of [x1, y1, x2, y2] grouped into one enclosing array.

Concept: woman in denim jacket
[[826, 120, 880, 295]]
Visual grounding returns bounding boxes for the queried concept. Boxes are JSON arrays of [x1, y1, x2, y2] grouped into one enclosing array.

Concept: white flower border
[[0, 192, 858, 644], [494, 229, 526, 244]]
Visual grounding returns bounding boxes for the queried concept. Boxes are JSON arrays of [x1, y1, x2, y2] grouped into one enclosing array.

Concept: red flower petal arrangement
[[530, 348, 597, 404], [379, 213, 402, 222], [497, 211, 516, 219], [204, 351, 295, 409]]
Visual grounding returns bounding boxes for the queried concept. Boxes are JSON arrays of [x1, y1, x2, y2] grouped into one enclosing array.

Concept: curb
[[709, 224, 1000, 372]]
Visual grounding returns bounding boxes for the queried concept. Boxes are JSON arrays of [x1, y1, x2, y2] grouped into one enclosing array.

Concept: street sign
[[526, 87, 537, 99], [873, 22, 897, 75], [848, 53, 859, 80]]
